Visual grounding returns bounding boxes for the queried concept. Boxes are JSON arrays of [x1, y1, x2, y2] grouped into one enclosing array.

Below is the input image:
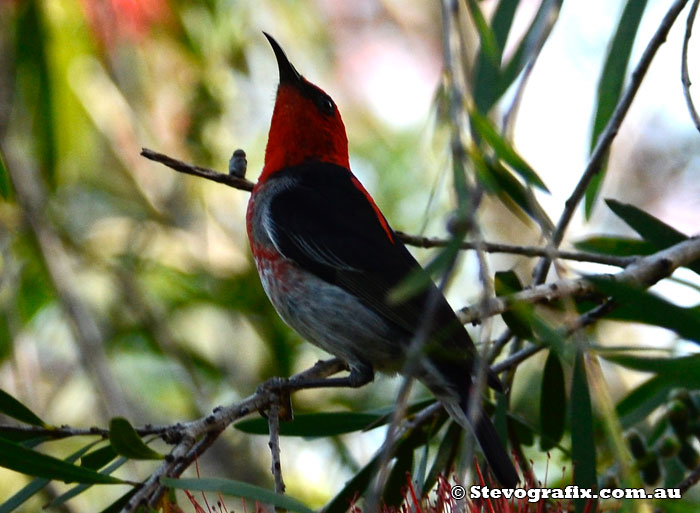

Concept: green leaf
[[602, 353, 700, 375], [98, 489, 138, 513], [616, 374, 675, 429], [540, 351, 566, 451], [471, 0, 518, 115], [0, 150, 10, 200], [570, 351, 596, 513], [589, 278, 700, 343], [495, 271, 534, 338], [423, 422, 461, 494], [81, 444, 119, 469], [0, 437, 123, 484], [162, 477, 315, 513], [383, 443, 414, 508], [0, 389, 45, 426], [475, 156, 552, 229], [108, 417, 163, 460], [470, 109, 548, 191], [15, 0, 57, 189], [585, 0, 648, 216], [606, 199, 690, 249], [607, 354, 700, 428], [0, 439, 100, 513], [500, 0, 563, 98], [574, 236, 656, 257], [47, 457, 128, 509], [235, 411, 383, 437]]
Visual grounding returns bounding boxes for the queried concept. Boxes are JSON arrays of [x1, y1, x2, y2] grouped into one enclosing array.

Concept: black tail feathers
[[472, 412, 519, 488]]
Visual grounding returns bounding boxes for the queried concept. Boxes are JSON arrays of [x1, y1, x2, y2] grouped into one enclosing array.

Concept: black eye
[[318, 96, 334, 115]]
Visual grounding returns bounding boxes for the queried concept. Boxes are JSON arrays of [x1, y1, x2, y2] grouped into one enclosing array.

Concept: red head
[[260, 33, 350, 178]]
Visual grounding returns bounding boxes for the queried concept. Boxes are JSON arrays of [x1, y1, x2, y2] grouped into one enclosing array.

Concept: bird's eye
[[318, 97, 335, 115]]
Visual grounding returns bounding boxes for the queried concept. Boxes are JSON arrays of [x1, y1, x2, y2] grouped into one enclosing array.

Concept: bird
[[246, 32, 519, 488]]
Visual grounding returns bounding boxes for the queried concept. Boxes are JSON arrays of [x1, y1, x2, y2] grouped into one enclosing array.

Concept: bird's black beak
[[263, 32, 302, 85]]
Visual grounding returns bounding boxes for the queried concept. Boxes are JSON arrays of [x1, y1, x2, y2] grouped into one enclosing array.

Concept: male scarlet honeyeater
[[246, 33, 518, 488]]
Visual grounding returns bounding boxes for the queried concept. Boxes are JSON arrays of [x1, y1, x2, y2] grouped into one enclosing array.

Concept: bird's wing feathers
[[266, 164, 467, 345], [266, 163, 425, 332]]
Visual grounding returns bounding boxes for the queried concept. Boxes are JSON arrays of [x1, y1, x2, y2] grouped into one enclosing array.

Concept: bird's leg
[[289, 362, 374, 390]]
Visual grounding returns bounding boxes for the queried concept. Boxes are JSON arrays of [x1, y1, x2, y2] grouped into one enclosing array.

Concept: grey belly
[[262, 265, 406, 374]]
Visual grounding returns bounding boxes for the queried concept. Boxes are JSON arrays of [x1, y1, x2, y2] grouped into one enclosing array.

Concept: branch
[[122, 358, 346, 512], [532, 0, 691, 284], [682, 0, 700, 132], [141, 148, 637, 267], [458, 236, 700, 324], [140, 148, 254, 191], [395, 231, 637, 267]]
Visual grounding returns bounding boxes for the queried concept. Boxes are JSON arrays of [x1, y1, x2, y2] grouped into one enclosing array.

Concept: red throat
[[261, 84, 350, 179]]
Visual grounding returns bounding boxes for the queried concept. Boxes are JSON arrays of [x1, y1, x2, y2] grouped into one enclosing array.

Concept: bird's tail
[[441, 398, 519, 488]]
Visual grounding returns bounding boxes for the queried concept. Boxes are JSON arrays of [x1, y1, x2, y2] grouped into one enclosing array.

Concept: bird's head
[[261, 33, 349, 177]]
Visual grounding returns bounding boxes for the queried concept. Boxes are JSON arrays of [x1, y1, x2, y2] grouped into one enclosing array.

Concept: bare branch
[[140, 148, 254, 191], [682, 0, 700, 132], [267, 399, 286, 495], [396, 231, 637, 267], [532, 0, 692, 284], [122, 358, 346, 512], [459, 236, 700, 324], [141, 148, 642, 268]]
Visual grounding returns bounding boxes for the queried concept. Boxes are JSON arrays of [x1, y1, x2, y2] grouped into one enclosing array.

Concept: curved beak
[[263, 32, 302, 85]]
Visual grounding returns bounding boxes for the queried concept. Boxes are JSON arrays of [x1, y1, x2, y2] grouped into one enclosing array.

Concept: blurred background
[[0, 0, 699, 510]]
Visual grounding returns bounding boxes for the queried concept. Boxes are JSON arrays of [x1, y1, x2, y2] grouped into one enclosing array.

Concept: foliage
[[0, 0, 699, 512]]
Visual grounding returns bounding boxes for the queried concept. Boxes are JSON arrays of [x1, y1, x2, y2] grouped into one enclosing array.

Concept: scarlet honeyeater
[[246, 33, 518, 488]]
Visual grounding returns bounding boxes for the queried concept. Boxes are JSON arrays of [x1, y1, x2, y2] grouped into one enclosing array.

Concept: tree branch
[[532, 0, 691, 284], [682, 0, 700, 132], [141, 148, 637, 268], [459, 236, 700, 324], [121, 358, 346, 512]]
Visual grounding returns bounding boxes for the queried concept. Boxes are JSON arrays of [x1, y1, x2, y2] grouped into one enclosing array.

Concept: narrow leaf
[[570, 351, 596, 513], [500, 0, 563, 97], [81, 444, 118, 469], [383, 445, 413, 507], [602, 353, 700, 376], [606, 200, 700, 276], [470, 109, 549, 191], [0, 150, 10, 199], [0, 437, 123, 484], [495, 271, 534, 338], [423, 422, 462, 494], [589, 278, 700, 343], [235, 412, 383, 437], [0, 440, 99, 513], [0, 389, 45, 426], [162, 477, 315, 513], [574, 236, 656, 257], [540, 351, 566, 450], [47, 457, 128, 508], [616, 375, 675, 429], [586, 0, 649, 216], [109, 417, 163, 460]]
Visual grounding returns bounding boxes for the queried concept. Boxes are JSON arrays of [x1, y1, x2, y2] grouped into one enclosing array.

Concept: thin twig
[[459, 236, 700, 324], [682, 0, 700, 132], [396, 231, 637, 267], [140, 148, 254, 191], [502, 0, 562, 137], [532, 0, 691, 284], [140, 147, 639, 268], [267, 400, 286, 495], [121, 358, 346, 512]]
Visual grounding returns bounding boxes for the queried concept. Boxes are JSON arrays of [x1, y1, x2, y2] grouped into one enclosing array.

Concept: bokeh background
[[1, 0, 699, 511]]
